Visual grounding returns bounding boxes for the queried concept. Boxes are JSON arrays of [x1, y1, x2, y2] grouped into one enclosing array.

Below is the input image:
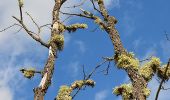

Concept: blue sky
[[0, 0, 170, 100]]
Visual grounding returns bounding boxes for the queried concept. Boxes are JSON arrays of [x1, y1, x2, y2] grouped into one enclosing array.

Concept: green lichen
[[85, 79, 95, 87], [94, 17, 104, 30], [65, 23, 87, 33], [50, 34, 64, 51], [56, 85, 72, 100], [20, 68, 36, 79], [157, 64, 170, 80], [116, 53, 139, 70], [113, 84, 132, 100], [18, 0, 24, 7], [97, 0, 103, 4], [143, 88, 151, 97], [58, 23, 65, 33], [70, 79, 95, 89], [71, 80, 84, 89], [80, 8, 91, 15], [139, 57, 161, 81]]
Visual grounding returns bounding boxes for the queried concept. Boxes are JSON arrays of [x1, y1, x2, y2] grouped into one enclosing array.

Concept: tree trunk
[[107, 17, 147, 100], [34, 0, 62, 100]]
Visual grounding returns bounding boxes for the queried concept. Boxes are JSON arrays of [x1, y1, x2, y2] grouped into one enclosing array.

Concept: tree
[[1, 0, 170, 100]]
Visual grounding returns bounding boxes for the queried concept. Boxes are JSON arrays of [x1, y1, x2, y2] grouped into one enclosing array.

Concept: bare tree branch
[[155, 58, 170, 100], [72, 56, 114, 99], [90, 0, 101, 14], [0, 23, 22, 32], [12, 16, 49, 48], [64, 0, 87, 8], [26, 12, 40, 34]]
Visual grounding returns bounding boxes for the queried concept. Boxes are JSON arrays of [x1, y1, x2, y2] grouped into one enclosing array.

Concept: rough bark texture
[[97, 0, 147, 99], [34, 0, 62, 100]]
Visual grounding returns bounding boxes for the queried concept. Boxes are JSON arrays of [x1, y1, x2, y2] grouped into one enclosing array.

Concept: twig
[[26, 12, 40, 34], [139, 56, 153, 62], [14, 27, 23, 34], [0, 23, 21, 32], [72, 57, 112, 99], [60, 11, 92, 19], [101, 61, 111, 75], [90, 0, 101, 14], [12, 16, 49, 48], [82, 65, 86, 80], [39, 24, 52, 30], [155, 58, 170, 100], [61, 15, 72, 23], [64, 0, 87, 8], [165, 31, 170, 41]]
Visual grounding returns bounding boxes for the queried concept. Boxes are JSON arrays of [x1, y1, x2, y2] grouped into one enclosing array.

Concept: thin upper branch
[[64, 0, 87, 8], [13, 16, 49, 48], [155, 58, 170, 100]]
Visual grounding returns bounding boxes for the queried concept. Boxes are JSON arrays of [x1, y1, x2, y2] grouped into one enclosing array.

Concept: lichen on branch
[[56, 85, 72, 100], [157, 64, 170, 80], [20, 68, 38, 79], [65, 23, 87, 33], [49, 34, 64, 51], [116, 52, 139, 70], [55, 79, 95, 100], [139, 57, 161, 81], [113, 83, 133, 100]]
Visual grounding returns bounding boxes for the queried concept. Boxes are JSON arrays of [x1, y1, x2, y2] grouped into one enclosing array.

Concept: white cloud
[[104, 0, 120, 8], [0, 86, 13, 100], [75, 40, 86, 54], [95, 90, 108, 100], [122, 12, 135, 35], [68, 61, 80, 77], [132, 39, 142, 50], [0, 0, 116, 99], [0, 66, 25, 100]]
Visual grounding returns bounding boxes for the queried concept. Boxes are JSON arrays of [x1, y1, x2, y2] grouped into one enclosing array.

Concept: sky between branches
[[0, 0, 170, 100]]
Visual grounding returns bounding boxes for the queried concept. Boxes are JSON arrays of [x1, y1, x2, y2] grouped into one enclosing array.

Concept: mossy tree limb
[[55, 79, 95, 100], [34, 0, 64, 100]]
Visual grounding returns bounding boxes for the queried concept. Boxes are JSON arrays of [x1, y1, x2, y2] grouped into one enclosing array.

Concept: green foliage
[[139, 57, 161, 81], [56, 85, 72, 100], [116, 53, 139, 70], [113, 84, 132, 100]]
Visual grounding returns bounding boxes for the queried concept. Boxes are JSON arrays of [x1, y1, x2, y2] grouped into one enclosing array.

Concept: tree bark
[[106, 17, 147, 100], [34, 0, 62, 100]]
